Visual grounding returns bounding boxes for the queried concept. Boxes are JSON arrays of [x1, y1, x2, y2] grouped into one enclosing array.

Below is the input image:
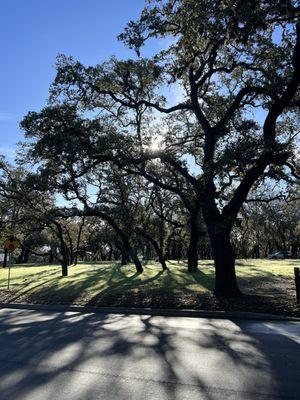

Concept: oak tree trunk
[[128, 248, 143, 273], [187, 215, 199, 273], [48, 247, 54, 264], [23, 247, 30, 264], [61, 259, 68, 276], [3, 248, 8, 268], [210, 231, 241, 297], [121, 249, 128, 265], [17, 245, 26, 264], [135, 228, 168, 271]]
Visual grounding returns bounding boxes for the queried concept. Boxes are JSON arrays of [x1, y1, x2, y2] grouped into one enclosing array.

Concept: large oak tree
[[21, 0, 300, 296]]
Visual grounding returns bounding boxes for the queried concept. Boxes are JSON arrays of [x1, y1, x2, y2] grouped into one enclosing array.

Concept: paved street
[[0, 307, 299, 400]]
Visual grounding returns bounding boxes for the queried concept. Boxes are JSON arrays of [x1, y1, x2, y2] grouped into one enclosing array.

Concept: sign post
[[8, 251, 12, 290], [295, 267, 300, 303], [3, 237, 19, 290]]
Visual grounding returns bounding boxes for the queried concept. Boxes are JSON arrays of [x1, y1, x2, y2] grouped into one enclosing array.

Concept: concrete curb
[[0, 302, 299, 321]]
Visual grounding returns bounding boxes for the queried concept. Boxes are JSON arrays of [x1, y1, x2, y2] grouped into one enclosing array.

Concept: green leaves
[[21, 104, 118, 165]]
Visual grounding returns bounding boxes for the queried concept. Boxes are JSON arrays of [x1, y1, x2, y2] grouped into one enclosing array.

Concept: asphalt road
[[0, 307, 299, 400]]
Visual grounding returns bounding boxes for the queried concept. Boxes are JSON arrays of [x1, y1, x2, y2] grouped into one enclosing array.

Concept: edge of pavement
[[1, 302, 300, 321]]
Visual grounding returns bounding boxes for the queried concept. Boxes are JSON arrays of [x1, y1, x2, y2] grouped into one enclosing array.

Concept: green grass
[[0, 259, 298, 306]]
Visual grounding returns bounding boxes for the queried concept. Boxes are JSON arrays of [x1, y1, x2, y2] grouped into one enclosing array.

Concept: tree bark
[[84, 207, 143, 273], [117, 244, 130, 265], [61, 249, 69, 276], [23, 247, 30, 264], [107, 245, 113, 261], [17, 245, 26, 264], [210, 230, 241, 297], [74, 217, 85, 265], [61, 259, 68, 276], [54, 221, 70, 277], [117, 240, 142, 271], [121, 250, 128, 265], [49, 247, 54, 264], [126, 245, 143, 272], [187, 215, 199, 273], [202, 185, 242, 296], [99, 248, 106, 261], [135, 228, 168, 270], [3, 248, 8, 268]]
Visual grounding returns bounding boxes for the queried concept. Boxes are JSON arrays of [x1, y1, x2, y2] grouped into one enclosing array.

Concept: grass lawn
[[0, 259, 299, 316]]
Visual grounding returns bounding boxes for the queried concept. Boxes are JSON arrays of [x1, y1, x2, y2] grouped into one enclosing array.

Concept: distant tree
[[0, 161, 86, 275]]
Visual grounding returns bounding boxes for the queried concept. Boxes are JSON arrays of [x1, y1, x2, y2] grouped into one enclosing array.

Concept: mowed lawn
[[0, 259, 298, 311]]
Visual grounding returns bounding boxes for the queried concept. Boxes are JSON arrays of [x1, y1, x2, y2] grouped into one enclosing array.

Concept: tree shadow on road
[[0, 308, 299, 399]]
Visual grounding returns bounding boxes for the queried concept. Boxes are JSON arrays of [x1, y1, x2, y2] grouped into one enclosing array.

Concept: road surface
[[0, 307, 299, 400]]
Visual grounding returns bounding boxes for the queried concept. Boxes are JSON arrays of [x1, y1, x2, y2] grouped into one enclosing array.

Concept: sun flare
[[149, 135, 164, 152]]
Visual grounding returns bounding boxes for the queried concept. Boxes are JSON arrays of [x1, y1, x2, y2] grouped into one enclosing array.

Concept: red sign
[[3, 237, 19, 252]]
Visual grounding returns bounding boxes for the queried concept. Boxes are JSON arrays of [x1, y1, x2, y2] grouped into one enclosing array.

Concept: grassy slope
[[0, 259, 298, 306]]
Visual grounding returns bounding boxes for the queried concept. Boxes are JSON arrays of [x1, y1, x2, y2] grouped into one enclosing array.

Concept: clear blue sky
[[0, 0, 149, 160]]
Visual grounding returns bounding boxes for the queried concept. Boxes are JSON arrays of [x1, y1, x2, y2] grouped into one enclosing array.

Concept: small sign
[[3, 236, 19, 252]]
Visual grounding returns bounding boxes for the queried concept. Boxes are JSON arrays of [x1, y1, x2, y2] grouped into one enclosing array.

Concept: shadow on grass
[[236, 262, 257, 268], [2, 261, 297, 316], [87, 267, 166, 306], [0, 267, 60, 300], [189, 270, 214, 291], [24, 263, 166, 306], [285, 260, 300, 266], [20, 262, 216, 307]]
